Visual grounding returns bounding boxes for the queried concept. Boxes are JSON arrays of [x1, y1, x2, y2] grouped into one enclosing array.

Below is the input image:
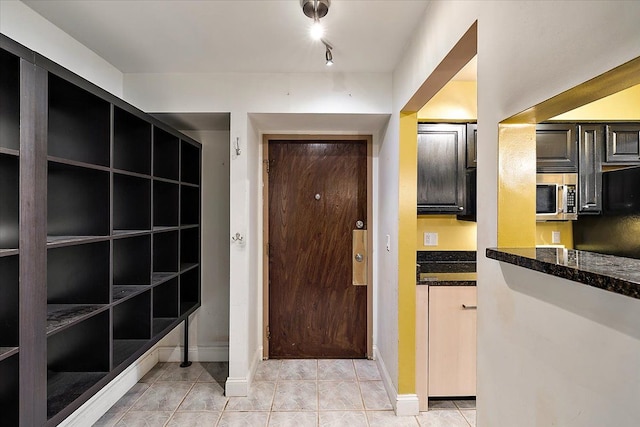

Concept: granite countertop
[[486, 247, 640, 300], [417, 251, 477, 286]]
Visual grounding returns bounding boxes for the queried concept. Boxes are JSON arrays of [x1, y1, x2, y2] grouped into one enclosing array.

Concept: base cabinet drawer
[[428, 286, 477, 397]]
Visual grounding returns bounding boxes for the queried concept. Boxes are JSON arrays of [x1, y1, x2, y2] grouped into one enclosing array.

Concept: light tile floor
[[93, 359, 476, 426]]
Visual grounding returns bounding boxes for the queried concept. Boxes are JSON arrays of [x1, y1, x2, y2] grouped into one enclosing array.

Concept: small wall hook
[[234, 137, 241, 156], [231, 232, 244, 244]]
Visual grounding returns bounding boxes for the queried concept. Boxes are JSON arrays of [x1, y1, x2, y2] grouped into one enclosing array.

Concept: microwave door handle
[[557, 184, 565, 213]]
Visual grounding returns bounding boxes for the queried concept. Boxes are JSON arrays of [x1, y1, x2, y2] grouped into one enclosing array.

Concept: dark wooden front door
[[268, 140, 367, 358]]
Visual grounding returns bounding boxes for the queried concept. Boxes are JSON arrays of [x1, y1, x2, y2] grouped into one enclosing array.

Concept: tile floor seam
[[162, 378, 196, 427]]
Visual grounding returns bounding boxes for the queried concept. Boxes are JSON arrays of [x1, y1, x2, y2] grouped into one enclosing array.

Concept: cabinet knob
[[458, 206, 464, 211]]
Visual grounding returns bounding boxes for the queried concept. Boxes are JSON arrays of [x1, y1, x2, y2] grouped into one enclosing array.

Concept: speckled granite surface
[[486, 247, 640, 300], [417, 251, 477, 286]]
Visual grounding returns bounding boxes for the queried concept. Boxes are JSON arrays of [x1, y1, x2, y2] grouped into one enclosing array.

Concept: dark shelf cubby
[[180, 227, 200, 270], [0, 155, 19, 249], [46, 304, 107, 336], [0, 354, 18, 426], [47, 310, 109, 419], [154, 127, 179, 180], [48, 242, 109, 305], [48, 162, 110, 238], [114, 107, 151, 175], [180, 185, 200, 226], [153, 278, 178, 336], [0, 49, 20, 152], [112, 285, 148, 303], [153, 180, 179, 227], [181, 141, 200, 185], [180, 266, 200, 315], [47, 74, 110, 166], [0, 256, 18, 349], [113, 235, 151, 286], [113, 291, 151, 368], [113, 173, 151, 231], [153, 230, 178, 274]]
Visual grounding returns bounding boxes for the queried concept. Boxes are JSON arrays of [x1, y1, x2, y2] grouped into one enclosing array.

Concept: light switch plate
[[552, 231, 561, 244], [424, 232, 438, 246]]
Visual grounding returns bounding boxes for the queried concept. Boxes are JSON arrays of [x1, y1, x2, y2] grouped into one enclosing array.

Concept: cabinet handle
[[462, 304, 477, 310]]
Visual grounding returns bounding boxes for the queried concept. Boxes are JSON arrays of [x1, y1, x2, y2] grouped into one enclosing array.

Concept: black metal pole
[[180, 317, 192, 367]]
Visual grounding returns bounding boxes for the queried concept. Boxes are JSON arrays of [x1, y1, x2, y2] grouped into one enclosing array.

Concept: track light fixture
[[323, 40, 333, 66], [301, 1, 335, 66], [301, 0, 330, 20]]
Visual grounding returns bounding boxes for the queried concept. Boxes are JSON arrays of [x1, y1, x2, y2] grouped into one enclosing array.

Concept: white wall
[[390, 1, 640, 425], [122, 71, 393, 394], [0, 0, 123, 97], [375, 112, 399, 388]]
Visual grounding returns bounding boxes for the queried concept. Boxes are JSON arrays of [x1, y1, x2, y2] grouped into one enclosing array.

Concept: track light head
[[323, 40, 333, 66], [301, 0, 330, 20]]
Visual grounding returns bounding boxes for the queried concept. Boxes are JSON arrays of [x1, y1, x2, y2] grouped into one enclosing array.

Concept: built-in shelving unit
[[0, 45, 20, 427], [0, 34, 202, 427]]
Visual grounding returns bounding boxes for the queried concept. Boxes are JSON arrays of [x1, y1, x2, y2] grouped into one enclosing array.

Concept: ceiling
[[22, 0, 432, 74]]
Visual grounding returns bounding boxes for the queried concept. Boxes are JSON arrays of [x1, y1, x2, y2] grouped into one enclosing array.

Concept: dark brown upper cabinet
[[605, 124, 640, 163], [536, 123, 578, 173], [466, 123, 477, 168], [417, 123, 467, 215], [578, 124, 605, 214]]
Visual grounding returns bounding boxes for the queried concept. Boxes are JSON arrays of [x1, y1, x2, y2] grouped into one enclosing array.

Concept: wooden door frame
[[262, 134, 374, 359]]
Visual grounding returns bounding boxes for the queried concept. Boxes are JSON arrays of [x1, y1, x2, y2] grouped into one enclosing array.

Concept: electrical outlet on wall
[[552, 231, 561, 244], [424, 232, 438, 246]]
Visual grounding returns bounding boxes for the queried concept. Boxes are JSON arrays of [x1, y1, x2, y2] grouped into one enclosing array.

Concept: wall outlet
[[552, 231, 561, 244], [424, 232, 438, 246]]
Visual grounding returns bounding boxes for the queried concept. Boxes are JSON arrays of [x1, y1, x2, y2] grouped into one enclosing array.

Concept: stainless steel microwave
[[536, 173, 578, 221]]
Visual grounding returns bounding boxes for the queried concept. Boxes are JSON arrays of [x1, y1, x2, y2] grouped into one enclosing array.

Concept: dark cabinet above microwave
[[605, 124, 640, 163], [536, 123, 578, 173], [417, 123, 470, 215]]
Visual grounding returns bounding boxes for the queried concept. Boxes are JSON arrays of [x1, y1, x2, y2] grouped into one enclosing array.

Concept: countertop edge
[[416, 280, 476, 286], [486, 247, 640, 300]]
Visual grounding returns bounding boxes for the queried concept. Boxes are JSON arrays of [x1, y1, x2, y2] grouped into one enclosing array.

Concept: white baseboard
[[157, 344, 229, 362], [225, 345, 263, 397], [374, 345, 419, 416], [58, 348, 159, 427], [396, 393, 420, 416], [225, 377, 249, 396], [248, 345, 263, 383], [59, 343, 230, 426]]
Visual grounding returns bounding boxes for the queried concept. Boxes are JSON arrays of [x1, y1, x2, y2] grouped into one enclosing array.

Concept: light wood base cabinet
[[428, 286, 477, 397]]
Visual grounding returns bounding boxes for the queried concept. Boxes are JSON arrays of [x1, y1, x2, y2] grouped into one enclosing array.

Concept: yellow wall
[[551, 83, 640, 121], [535, 221, 574, 247], [398, 112, 417, 394], [417, 215, 477, 250], [417, 81, 477, 121], [498, 124, 537, 247]]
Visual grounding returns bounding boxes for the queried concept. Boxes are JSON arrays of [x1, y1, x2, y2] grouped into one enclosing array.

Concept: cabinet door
[[466, 123, 477, 168], [536, 123, 578, 172], [605, 124, 640, 163], [428, 286, 476, 397], [417, 124, 466, 214], [578, 125, 604, 214]]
